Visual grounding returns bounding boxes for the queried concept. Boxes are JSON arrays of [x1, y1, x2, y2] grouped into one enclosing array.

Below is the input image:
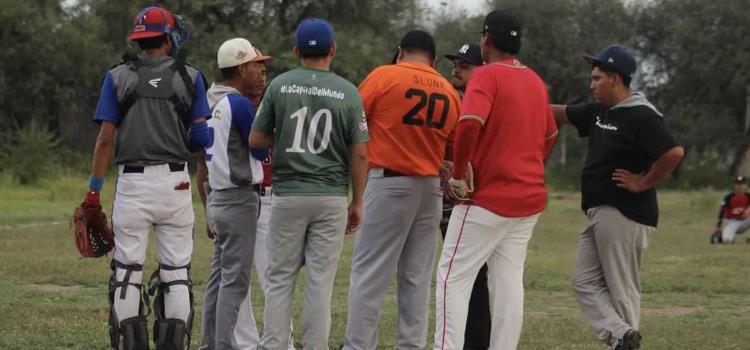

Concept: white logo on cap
[[148, 78, 161, 88], [459, 44, 470, 54], [608, 57, 614, 63], [309, 40, 317, 46], [510, 30, 518, 36]]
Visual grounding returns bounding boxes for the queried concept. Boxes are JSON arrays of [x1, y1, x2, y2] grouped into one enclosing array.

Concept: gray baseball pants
[[344, 170, 441, 350], [258, 195, 348, 350], [721, 218, 750, 243], [200, 187, 259, 350], [571, 205, 653, 343]]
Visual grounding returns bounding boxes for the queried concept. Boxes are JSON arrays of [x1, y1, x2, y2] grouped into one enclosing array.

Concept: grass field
[[0, 175, 749, 349]]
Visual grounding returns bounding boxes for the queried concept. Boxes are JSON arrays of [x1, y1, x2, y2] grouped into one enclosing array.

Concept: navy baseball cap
[[444, 42, 482, 66], [736, 176, 747, 184], [296, 19, 334, 54], [478, 9, 521, 54], [391, 29, 436, 64], [584, 45, 637, 81]]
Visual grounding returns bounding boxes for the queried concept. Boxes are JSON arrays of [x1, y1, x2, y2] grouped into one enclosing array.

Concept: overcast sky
[[423, 0, 486, 16]]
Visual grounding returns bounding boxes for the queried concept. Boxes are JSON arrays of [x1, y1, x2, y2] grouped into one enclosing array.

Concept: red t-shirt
[[460, 58, 557, 217], [722, 193, 750, 220]]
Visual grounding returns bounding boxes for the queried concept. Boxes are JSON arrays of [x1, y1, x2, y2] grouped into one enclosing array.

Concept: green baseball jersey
[[253, 67, 369, 196]]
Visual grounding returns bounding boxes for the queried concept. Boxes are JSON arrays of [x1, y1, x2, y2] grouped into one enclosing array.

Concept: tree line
[[1, 0, 748, 188]]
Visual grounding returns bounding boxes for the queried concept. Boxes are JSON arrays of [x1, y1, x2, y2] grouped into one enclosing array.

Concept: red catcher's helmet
[[127, 6, 176, 41]]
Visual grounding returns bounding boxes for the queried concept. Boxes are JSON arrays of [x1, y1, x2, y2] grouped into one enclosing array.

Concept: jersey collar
[[490, 58, 527, 69]]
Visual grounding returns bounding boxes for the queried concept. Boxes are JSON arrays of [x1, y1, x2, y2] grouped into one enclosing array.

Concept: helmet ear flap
[[169, 14, 191, 57]]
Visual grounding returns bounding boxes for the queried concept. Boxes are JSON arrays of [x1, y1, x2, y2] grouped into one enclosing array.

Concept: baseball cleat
[[612, 329, 641, 350]]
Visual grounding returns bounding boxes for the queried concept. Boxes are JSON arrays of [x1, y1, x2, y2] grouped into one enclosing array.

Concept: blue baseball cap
[[584, 44, 637, 81], [295, 19, 334, 53]]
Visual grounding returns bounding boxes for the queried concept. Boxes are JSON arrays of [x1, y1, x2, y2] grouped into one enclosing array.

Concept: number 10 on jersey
[[286, 106, 333, 154]]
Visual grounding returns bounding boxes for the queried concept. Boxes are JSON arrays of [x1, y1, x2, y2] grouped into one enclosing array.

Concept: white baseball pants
[[434, 204, 539, 350], [111, 163, 194, 323]]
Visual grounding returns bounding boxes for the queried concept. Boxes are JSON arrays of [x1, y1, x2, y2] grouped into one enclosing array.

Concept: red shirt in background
[[722, 193, 750, 220], [458, 58, 557, 217], [261, 151, 272, 187]]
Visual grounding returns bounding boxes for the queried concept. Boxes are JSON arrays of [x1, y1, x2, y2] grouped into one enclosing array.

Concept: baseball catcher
[[71, 191, 114, 258], [86, 4, 209, 349]]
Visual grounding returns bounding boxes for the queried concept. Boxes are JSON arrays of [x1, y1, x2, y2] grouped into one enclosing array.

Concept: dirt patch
[[27, 283, 82, 293], [644, 305, 704, 317]]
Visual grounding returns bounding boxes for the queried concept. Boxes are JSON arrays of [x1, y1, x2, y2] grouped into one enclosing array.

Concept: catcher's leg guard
[[109, 260, 149, 350], [154, 318, 188, 350], [148, 263, 193, 350], [119, 316, 150, 350]]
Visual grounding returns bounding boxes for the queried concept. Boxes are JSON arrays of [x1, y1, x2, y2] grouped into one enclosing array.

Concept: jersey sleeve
[[566, 103, 597, 137], [229, 95, 255, 142], [635, 113, 679, 162], [229, 95, 269, 160], [348, 93, 369, 145], [190, 73, 211, 121], [461, 68, 496, 123], [357, 69, 381, 121], [252, 86, 275, 134], [93, 72, 121, 125]]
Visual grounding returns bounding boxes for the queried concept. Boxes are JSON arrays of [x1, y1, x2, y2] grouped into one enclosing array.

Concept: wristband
[[89, 175, 104, 192]]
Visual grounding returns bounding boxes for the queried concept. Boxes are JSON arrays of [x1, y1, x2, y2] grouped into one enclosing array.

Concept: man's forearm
[[350, 143, 368, 205], [642, 146, 684, 189], [551, 104, 570, 125], [249, 130, 273, 149], [452, 119, 482, 178], [91, 122, 116, 179], [194, 151, 209, 208], [92, 143, 113, 178]]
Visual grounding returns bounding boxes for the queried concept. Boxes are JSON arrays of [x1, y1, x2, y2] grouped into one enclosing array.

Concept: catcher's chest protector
[[112, 58, 195, 165], [133, 65, 177, 100]]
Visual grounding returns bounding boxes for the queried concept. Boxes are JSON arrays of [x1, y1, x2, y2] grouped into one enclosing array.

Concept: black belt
[[123, 163, 185, 173], [383, 168, 408, 177]]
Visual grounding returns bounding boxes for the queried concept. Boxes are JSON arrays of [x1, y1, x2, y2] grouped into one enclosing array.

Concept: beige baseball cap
[[217, 38, 265, 69]]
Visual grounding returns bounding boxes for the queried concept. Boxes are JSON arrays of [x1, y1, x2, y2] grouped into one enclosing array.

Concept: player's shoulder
[[270, 68, 302, 83], [319, 72, 361, 101], [183, 63, 205, 80], [226, 93, 253, 109], [368, 64, 400, 76], [326, 71, 358, 89]]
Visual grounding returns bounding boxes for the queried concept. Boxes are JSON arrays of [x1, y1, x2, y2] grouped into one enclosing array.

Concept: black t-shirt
[[567, 102, 679, 227]]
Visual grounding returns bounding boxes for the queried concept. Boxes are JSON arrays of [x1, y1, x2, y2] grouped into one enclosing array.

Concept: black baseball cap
[[477, 9, 521, 54], [735, 176, 747, 184], [444, 42, 482, 66], [584, 45, 637, 82], [392, 29, 436, 64]]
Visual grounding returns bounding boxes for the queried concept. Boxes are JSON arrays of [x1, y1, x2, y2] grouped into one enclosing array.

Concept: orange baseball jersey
[[358, 62, 460, 176]]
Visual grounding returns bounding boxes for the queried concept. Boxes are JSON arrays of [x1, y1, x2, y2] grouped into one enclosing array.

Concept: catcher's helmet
[[128, 6, 176, 41], [127, 5, 191, 57]]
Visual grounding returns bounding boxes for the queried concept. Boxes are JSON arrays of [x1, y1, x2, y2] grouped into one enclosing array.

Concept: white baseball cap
[[217, 38, 261, 69]]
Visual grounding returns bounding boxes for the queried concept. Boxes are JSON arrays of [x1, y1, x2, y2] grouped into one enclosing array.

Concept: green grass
[[1, 175, 749, 349]]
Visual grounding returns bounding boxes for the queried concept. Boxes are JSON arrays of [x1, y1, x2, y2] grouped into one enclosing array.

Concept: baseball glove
[[439, 161, 453, 195], [439, 161, 455, 235], [71, 192, 114, 258], [447, 162, 475, 202]]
